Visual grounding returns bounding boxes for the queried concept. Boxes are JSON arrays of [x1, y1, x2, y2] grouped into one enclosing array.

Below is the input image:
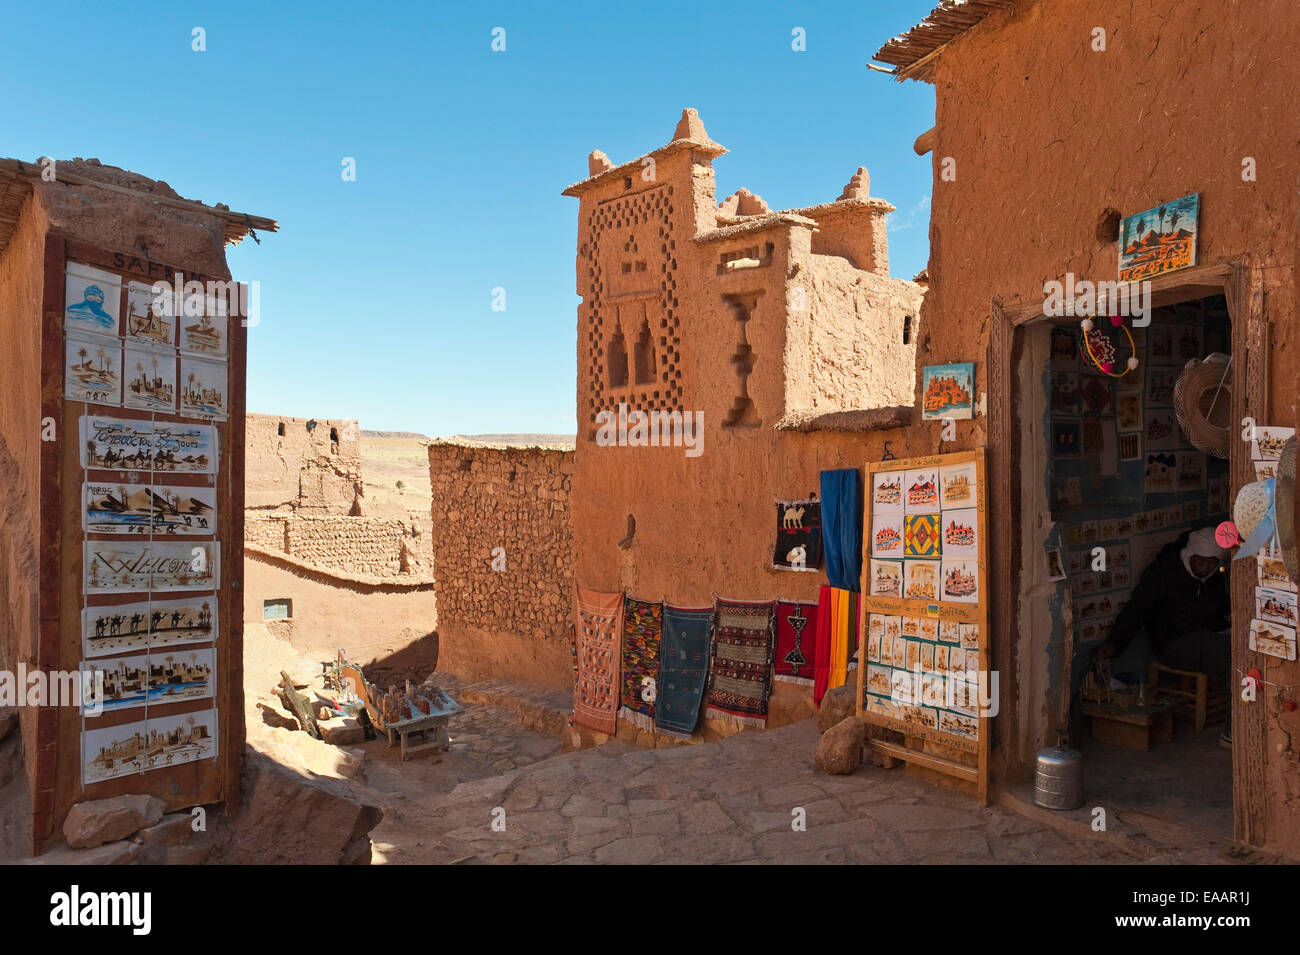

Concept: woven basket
[[1174, 354, 1232, 459]]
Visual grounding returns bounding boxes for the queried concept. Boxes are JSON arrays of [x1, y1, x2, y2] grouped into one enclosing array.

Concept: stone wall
[[246, 514, 427, 579], [428, 440, 574, 689]]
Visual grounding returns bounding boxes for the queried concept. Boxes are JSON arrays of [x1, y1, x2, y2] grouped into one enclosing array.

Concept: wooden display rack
[[856, 449, 990, 802]]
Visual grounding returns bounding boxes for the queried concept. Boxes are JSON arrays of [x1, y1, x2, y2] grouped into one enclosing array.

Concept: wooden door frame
[[986, 258, 1267, 846]]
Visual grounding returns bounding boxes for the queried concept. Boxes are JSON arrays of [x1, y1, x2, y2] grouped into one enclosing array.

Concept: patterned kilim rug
[[773, 599, 819, 685], [619, 596, 663, 731], [654, 604, 713, 737], [705, 598, 776, 728], [573, 584, 624, 735]]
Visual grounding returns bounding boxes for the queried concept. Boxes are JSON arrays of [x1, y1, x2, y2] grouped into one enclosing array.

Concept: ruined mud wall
[[245, 412, 360, 513], [919, 0, 1300, 852], [428, 441, 574, 689]]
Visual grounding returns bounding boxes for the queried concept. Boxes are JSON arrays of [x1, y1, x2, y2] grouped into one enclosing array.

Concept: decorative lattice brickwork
[[580, 184, 681, 430]]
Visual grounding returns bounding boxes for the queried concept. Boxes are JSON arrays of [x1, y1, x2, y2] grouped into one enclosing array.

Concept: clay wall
[[914, 0, 1299, 852], [427, 441, 574, 689], [795, 253, 920, 413], [241, 557, 436, 664], [0, 191, 47, 786], [3, 159, 250, 853]]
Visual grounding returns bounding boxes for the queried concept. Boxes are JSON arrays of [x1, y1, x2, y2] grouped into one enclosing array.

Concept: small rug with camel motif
[[772, 497, 823, 571]]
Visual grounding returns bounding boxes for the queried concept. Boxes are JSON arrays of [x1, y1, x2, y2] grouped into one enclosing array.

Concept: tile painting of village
[[82, 482, 217, 536], [82, 595, 217, 657], [180, 310, 228, 359], [123, 345, 177, 412], [179, 356, 229, 419], [81, 648, 215, 713], [921, 362, 974, 420], [80, 416, 218, 474], [82, 708, 218, 785], [1118, 193, 1199, 282]]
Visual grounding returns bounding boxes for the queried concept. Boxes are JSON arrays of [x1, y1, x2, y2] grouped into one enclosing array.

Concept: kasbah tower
[[564, 107, 922, 727]]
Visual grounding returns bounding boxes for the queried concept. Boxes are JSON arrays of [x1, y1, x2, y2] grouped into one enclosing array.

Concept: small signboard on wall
[[858, 448, 990, 802]]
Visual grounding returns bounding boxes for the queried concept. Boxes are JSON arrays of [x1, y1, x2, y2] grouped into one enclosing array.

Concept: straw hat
[[1174, 354, 1232, 459], [1233, 480, 1271, 541], [1277, 437, 1298, 581]]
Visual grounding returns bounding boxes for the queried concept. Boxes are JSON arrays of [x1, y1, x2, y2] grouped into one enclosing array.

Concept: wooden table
[[376, 687, 464, 761], [1081, 698, 1178, 751]]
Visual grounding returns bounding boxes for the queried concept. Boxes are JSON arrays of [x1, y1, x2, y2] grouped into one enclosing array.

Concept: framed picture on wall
[[1118, 193, 1199, 282]]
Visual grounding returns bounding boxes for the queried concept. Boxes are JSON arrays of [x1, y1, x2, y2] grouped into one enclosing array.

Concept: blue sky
[[1, 0, 937, 436]]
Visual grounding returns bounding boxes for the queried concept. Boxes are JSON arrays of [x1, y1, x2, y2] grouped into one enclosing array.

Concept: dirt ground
[[357, 434, 432, 521]]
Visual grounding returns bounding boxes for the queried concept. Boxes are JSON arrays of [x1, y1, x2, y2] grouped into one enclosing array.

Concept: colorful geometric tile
[[904, 514, 941, 558]]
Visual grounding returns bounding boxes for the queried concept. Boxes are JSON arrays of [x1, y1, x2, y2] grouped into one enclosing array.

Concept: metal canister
[[1033, 744, 1084, 810]]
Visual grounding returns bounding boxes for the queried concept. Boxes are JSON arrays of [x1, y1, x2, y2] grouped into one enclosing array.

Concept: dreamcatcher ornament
[[1079, 315, 1139, 378]]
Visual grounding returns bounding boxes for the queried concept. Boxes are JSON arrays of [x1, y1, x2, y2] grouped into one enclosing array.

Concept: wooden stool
[[1147, 662, 1227, 731]]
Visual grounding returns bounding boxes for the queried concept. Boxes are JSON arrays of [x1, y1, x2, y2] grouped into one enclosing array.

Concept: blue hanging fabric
[[819, 468, 863, 591]]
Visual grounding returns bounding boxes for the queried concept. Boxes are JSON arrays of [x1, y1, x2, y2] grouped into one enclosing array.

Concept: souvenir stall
[[41, 238, 247, 849], [858, 450, 990, 800]]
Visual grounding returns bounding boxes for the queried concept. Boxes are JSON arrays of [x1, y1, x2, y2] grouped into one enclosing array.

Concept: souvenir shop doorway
[[1040, 294, 1234, 842]]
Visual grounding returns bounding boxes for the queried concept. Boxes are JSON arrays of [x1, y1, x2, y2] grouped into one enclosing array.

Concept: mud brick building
[[873, 0, 1300, 856], [560, 110, 925, 738]]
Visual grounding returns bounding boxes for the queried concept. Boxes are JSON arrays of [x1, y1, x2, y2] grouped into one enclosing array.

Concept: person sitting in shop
[[1094, 526, 1232, 747]]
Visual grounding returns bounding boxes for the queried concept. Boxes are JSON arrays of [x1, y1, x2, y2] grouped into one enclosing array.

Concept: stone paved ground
[[363, 720, 1171, 865], [243, 632, 1207, 865]]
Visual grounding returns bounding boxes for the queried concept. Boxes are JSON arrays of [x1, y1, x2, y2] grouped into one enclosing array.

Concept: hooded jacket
[[1106, 531, 1231, 657]]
